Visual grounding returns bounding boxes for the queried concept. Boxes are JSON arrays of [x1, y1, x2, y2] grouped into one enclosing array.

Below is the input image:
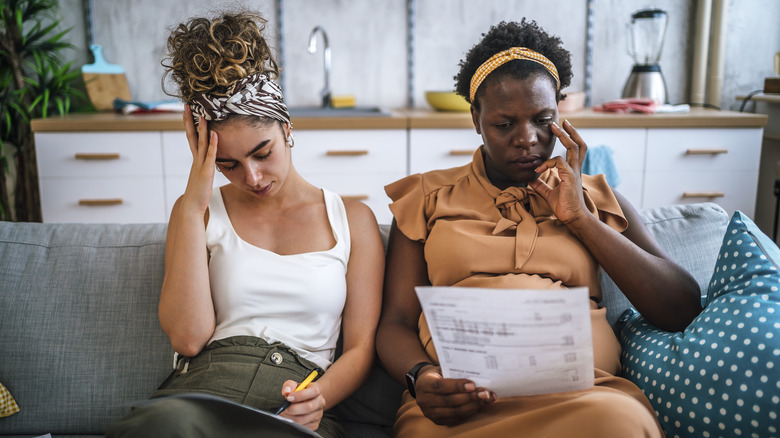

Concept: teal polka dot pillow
[[619, 211, 780, 438]]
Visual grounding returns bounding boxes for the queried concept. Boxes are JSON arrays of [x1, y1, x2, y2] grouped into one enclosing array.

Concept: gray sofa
[[0, 202, 730, 437]]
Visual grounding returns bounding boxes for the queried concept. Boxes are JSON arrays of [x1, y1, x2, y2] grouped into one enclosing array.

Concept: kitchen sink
[[288, 106, 391, 118]]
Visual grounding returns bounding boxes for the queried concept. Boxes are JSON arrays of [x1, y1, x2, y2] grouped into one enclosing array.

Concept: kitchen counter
[[31, 107, 766, 132]]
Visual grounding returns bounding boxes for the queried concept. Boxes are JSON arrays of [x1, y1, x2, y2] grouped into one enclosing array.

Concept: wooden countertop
[[31, 107, 767, 132], [30, 110, 409, 132]]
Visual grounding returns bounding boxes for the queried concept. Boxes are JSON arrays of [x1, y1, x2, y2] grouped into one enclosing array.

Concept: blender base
[[622, 64, 668, 105]]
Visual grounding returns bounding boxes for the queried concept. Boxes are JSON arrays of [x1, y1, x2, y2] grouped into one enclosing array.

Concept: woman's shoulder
[[341, 197, 379, 231], [386, 162, 472, 201]]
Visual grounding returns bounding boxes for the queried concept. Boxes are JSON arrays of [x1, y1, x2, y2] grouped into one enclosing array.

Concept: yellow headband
[[469, 47, 560, 102]]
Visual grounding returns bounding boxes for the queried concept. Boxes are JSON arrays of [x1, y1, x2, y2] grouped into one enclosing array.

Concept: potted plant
[[0, 0, 87, 222]]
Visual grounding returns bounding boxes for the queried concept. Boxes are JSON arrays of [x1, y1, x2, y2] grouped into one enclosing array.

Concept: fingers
[[416, 373, 493, 426], [279, 382, 325, 431], [477, 388, 497, 404], [528, 177, 552, 199], [205, 131, 218, 168], [282, 402, 324, 431], [182, 106, 198, 157], [551, 119, 587, 170], [418, 371, 476, 396], [280, 379, 303, 398], [196, 115, 209, 161]]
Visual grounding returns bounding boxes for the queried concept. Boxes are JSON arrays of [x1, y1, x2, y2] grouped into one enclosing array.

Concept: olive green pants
[[106, 336, 344, 438]]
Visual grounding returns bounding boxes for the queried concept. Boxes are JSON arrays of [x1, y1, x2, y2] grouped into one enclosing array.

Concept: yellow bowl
[[425, 91, 471, 112]]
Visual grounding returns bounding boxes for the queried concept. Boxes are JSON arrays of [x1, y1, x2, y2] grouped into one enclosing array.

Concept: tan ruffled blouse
[[385, 148, 628, 375]]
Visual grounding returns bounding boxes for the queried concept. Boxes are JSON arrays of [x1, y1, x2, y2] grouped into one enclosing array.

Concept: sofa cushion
[[600, 202, 730, 327], [0, 222, 173, 436], [618, 211, 780, 438]]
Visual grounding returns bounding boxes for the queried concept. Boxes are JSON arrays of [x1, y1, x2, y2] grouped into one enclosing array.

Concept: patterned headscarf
[[189, 73, 290, 125], [470, 47, 560, 102]]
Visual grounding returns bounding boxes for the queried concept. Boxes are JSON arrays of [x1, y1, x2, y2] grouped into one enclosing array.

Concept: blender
[[621, 9, 668, 104]]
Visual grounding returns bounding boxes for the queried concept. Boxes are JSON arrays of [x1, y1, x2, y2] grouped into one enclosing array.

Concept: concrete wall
[[56, 0, 779, 111]]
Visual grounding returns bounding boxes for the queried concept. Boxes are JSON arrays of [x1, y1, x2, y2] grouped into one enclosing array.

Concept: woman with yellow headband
[[106, 10, 384, 438], [376, 19, 700, 437]]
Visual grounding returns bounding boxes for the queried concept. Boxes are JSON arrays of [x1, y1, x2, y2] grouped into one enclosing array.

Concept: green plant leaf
[[1, 0, 86, 221], [8, 101, 29, 124], [41, 88, 49, 118], [15, 9, 23, 34]]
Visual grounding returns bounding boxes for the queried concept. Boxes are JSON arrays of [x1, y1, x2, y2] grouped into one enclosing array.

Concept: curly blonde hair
[[162, 10, 279, 102]]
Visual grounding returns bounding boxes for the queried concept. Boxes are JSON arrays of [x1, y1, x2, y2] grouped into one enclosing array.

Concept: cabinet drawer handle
[[326, 150, 369, 156], [74, 153, 121, 160], [682, 191, 725, 199], [78, 198, 124, 206], [449, 149, 475, 156], [341, 195, 369, 201], [685, 148, 728, 155]]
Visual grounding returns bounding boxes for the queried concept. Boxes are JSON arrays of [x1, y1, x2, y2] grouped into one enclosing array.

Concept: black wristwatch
[[405, 361, 435, 399]]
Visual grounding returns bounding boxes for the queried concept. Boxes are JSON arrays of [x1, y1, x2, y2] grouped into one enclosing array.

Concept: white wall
[[56, 0, 779, 111]]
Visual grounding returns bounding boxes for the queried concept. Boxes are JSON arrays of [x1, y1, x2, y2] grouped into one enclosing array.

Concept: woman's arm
[[530, 120, 701, 331], [158, 108, 218, 356], [376, 221, 433, 382], [376, 221, 493, 426], [281, 199, 385, 431], [567, 190, 701, 331], [316, 200, 385, 409]]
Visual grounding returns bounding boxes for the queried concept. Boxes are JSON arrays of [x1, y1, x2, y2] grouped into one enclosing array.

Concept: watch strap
[[405, 361, 435, 398]]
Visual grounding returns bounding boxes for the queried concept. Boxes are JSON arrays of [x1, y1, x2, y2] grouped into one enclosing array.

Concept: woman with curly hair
[[376, 19, 701, 437], [106, 10, 383, 438]]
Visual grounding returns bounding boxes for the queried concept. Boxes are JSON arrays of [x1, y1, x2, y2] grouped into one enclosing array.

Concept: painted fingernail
[[564, 119, 571, 127]]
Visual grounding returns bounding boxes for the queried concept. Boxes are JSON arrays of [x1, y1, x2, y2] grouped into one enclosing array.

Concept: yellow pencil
[[274, 370, 319, 415]]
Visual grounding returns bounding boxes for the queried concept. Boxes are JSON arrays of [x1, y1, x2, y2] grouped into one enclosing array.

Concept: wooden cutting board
[[82, 44, 131, 111]]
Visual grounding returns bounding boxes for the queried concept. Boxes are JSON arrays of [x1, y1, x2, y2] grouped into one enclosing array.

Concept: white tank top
[[205, 187, 350, 369]]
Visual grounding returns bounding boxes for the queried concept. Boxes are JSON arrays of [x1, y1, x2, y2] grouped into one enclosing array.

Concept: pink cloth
[[593, 98, 656, 114]]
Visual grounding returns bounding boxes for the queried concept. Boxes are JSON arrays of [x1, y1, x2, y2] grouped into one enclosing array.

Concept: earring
[[286, 135, 294, 148]]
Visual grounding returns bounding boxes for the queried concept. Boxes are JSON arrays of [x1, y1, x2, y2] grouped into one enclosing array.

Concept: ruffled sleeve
[[581, 173, 628, 233], [385, 174, 431, 242]]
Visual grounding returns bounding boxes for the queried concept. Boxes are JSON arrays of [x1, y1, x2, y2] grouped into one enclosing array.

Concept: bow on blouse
[[492, 186, 556, 270]]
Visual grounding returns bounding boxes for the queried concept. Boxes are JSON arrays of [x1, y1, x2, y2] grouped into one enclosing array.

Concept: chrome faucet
[[307, 26, 332, 108]]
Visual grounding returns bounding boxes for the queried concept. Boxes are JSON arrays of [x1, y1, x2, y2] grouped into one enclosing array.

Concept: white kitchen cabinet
[[292, 129, 407, 224], [32, 111, 764, 224], [36, 128, 406, 225], [35, 132, 167, 223], [409, 128, 482, 174], [643, 128, 762, 216], [38, 177, 166, 223]]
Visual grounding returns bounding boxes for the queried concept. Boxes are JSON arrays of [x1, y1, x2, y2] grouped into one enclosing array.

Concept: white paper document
[[416, 286, 594, 398]]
